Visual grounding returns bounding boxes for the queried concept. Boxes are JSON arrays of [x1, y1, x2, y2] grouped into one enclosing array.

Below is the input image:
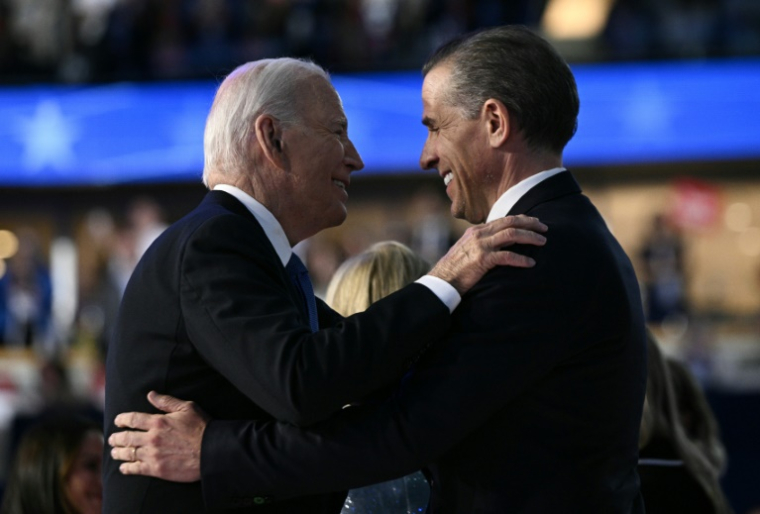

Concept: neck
[[223, 171, 309, 246], [489, 151, 562, 210]]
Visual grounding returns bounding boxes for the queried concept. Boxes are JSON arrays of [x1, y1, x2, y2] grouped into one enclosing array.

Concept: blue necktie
[[285, 254, 319, 333]]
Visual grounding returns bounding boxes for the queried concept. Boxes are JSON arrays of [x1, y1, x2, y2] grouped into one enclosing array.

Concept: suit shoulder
[[482, 194, 632, 295], [134, 201, 268, 275], [165, 201, 264, 245]]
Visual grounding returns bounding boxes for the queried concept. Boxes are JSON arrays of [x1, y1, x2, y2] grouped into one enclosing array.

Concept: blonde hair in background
[[640, 331, 733, 514], [326, 241, 430, 317]]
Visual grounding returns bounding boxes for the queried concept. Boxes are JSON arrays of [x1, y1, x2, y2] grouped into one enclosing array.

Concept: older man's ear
[[254, 114, 287, 169]]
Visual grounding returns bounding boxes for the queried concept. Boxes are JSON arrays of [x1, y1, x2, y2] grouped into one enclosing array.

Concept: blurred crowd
[[0, 0, 759, 84], [0, 198, 167, 357]]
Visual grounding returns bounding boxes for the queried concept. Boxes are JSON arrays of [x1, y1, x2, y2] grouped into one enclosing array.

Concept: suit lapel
[[507, 171, 582, 216], [200, 191, 310, 323]]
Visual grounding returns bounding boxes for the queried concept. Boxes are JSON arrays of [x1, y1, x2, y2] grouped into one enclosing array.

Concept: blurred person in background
[[638, 331, 732, 514], [105, 198, 169, 298], [3, 358, 104, 485], [110, 25, 647, 513], [126, 197, 167, 261], [0, 228, 53, 350], [408, 186, 458, 264], [326, 241, 432, 514], [326, 241, 430, 316], [76, 209, 123, 359], [0, 416, 103, 514], [667, 357, 728, 477], [103, 56, 547, 514], [639, 213, 688, 328]]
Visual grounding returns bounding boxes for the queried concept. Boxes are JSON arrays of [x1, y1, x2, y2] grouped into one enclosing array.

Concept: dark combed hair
[[422, 25, 579, 155], [0, 416, 101, 514]]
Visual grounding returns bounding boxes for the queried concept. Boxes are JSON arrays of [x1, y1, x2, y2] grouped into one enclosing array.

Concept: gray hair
[[423, 26, 579, 155], [202, 58, 331, 187]]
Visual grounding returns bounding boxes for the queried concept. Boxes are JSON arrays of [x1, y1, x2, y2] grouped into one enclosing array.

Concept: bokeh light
[[0, 230, 19, 259], [737, 227, 760, 257], [725, 202, 753, 232]]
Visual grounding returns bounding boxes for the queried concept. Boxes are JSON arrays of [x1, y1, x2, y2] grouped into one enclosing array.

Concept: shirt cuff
[[415, 275, 461, 313]]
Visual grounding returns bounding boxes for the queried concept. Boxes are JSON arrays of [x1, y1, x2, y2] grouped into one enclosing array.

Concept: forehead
[[302, 77, 345, 122], [421, 64, 453, 109]]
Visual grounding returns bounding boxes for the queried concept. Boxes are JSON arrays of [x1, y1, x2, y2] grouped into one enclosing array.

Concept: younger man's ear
[[482, 98, 510, 148], [254, 114, 287, 168]]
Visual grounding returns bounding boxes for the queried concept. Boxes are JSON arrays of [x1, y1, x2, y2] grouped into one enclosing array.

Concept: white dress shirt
[[485, 167, 566, 222], [213, 184, 461, 312]]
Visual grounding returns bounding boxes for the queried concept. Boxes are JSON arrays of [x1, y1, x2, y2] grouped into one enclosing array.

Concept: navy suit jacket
[[200, 172, 648, 513], [102, 190, 451, 513]]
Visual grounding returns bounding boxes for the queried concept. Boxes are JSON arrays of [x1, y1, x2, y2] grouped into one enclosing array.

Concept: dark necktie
[[285, 253, 319, 333]]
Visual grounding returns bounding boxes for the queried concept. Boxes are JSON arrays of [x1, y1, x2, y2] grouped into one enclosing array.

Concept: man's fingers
[[114, 411, 155, 430], [117, 438, 202, 483], [493, 228, 547, 248], [111, 444, 142, 462], [509, 214, 548, 232], [429, 214, 548, 294], [484, 215, 548, 234], [147, 390, 189, 414], [495, 251, 537, 268], [109, 429, 149, 449], [120, 461, 155, 477]]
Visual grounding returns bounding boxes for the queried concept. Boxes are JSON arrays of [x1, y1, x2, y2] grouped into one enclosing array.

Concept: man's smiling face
[[419, 64, 493, 224], [281, 76, 364, 233]]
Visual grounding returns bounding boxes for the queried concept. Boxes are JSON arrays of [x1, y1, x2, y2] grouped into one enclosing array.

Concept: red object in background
[[0, 373, 16, 391], [669, 178, 721, 231]]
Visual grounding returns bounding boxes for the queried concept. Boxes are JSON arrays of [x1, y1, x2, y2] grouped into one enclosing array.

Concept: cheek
[[308, 149, 340, 184], [328, 137, 346, 163], [67, 470, 101, 497], [65, 475, 87, 506]]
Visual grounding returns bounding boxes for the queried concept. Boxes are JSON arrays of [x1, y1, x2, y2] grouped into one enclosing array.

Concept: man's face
[[281, 78, 364, 236], [419, 65, 492, 224]]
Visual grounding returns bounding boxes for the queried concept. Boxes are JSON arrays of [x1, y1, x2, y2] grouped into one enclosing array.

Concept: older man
[[103, 57, 547, 514]]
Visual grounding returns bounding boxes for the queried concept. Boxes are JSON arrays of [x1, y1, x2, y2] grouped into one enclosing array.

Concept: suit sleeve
[[316, 297, 343, 329], [179, 213, 450, 427], [199, 245, 612, 508]]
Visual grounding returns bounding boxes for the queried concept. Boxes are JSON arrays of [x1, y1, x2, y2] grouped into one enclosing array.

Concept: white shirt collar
[[213, 184, 292, 267], [485, 167, 566, 223]]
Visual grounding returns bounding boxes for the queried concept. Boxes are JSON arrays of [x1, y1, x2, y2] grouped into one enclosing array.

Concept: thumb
[[147, 390, 187, 413]]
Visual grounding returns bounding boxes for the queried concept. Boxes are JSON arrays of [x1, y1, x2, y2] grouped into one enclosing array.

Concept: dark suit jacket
[[102, 190, 451, 513], [200, 172, 648, 513]]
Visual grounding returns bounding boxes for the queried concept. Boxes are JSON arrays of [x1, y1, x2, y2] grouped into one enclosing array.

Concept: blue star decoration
[[18, 99, 80, 173]]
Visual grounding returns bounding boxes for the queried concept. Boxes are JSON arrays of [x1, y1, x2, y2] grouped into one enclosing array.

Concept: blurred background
[[0, 0, 759, 511]]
